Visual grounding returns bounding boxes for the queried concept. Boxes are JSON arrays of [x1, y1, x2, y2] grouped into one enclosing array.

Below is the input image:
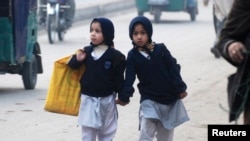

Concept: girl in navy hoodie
[[68, 17, 125, 141], [116, 16, 189, 141]]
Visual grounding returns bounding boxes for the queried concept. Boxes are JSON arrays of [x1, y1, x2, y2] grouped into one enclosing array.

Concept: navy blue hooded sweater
[[68, 17, 126, 97], [118, 16, 187, 105]]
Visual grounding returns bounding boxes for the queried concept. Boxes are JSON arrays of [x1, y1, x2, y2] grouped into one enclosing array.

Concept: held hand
[[115, 99, 129, 106], [179, 91, 188, 99], [76, 49, 86, 61], [228, 42, 246, 64]]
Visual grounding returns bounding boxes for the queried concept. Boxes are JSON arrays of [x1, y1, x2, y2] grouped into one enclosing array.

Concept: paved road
[[0, 2, 243, 141], [73, 0, 135, 22], [75, 0, 123, 6]]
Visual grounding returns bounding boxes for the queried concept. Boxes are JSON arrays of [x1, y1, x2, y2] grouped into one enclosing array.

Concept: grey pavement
[[74, 0, 135, 22]]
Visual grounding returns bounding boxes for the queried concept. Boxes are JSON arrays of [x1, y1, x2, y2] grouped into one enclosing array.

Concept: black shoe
[[210, 47, 221, 58], [65, 18, 73, 28], [64, 22, 72, 30], [39, 18, 46, 26]]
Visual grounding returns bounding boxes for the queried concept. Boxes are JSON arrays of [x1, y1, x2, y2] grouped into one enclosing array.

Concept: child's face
[[90, 21, 104, 45], [132, 23, 149, 47]]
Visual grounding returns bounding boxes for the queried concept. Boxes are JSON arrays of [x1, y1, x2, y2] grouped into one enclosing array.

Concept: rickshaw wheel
[[22, 54, 38, 89], [154, 8, 161, 23], [47, 15, 57, 44], [188, 6, 197, 21]]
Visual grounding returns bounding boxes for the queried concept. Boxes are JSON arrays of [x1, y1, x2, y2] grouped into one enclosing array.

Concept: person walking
[[216, 0, 250, 124], [204, 0, 234, 58], [67, 17, 126, 140], [116, 16, 189, 141], [39, 0, 75, 28]]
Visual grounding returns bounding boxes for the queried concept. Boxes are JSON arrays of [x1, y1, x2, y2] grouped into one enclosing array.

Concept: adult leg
[[139, 117, 157, 141], [81, 126, 97, 141], [155, 121, 174, 141], [211, 5, 225, 58]]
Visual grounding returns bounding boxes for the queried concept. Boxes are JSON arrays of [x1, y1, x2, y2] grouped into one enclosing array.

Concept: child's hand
[[76, 49, 86, 61], [115, 99, 129, 106], [179, 91, 188, 99]]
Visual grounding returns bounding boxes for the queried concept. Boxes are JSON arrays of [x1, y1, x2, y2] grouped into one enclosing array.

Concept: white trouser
[[139, 117, 174, 141], [79, 94, 117, 141], [81, 120, 117, 141]]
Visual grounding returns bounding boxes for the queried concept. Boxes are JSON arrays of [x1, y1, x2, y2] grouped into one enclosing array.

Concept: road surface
[[0, 3, 243, 141]]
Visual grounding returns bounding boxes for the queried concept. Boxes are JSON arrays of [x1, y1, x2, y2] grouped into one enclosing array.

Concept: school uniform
[[119, 16, 189, 141], [68, 17, 126, 141]]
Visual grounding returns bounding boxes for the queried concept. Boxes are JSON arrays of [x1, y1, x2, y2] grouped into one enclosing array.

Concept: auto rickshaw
[[135, 0, 198, 23], [0, 0, 43, 89]]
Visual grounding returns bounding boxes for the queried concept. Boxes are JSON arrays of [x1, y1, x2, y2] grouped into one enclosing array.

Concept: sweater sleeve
[[161, 44, 187, 95], [67, 55, 85, 69], [68, 46, 91, 69], [113, 51, 126, 94], [118, 51, 136, 103]]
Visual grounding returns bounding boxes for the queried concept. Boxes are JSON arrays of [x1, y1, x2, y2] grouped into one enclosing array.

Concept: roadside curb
[[74, 0, 135, 22], [38, 0, 135, 32]]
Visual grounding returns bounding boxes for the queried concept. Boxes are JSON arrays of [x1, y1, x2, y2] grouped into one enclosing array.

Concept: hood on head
[[129, 16, 152, 43], [91, 17, 114, 47]]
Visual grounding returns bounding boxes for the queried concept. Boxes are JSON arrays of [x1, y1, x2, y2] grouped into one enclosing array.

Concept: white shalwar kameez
[[139, 99, 189, 141], [77, 94, 118, 141], [77, 45, 117, 141]]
